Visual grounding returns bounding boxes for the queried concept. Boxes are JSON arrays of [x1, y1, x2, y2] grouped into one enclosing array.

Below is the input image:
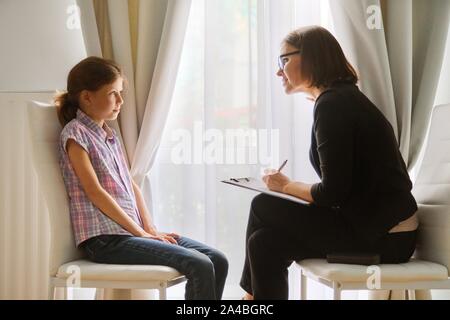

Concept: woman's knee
[[247, 229, 274, 256], [250, 194, 275, 220], [251, 193, 272, 210]]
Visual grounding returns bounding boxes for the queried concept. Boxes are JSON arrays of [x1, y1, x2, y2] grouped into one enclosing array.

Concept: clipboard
[[221, 177, 308, 205]]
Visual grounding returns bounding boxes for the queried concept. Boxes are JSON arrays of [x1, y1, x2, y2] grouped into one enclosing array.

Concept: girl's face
[[276, 43, 309, 94], [80, 77, 124, 125]]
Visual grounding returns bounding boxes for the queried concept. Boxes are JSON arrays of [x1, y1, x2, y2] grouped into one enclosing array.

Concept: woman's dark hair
[[283, 26, 358, 88], [54, 56, 123, 126]]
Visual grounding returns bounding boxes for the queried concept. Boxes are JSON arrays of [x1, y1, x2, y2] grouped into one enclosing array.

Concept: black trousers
[[240, 193, 417, 300]]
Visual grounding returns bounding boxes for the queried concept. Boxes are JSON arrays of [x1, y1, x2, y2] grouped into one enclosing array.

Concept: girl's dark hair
[[283, 26, 358, 88], [54, 56, 123, 126]]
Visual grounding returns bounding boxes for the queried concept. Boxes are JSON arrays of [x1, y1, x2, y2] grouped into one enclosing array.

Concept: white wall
[[0, 0, 86, 91], [0, 0, 87, 299]]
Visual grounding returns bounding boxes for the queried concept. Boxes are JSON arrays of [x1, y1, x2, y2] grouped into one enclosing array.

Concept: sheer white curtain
[[131, 0, 192, 213], [150, 0, 361, 299]]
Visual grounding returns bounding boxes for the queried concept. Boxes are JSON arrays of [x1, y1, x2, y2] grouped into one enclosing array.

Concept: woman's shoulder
[[314, 88, 347, 115], [315, 82, 360, 112], [318, 80, 358, 100]]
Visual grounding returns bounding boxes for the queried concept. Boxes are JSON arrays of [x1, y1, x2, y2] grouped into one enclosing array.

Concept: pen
[[277, 159, 288, 172]]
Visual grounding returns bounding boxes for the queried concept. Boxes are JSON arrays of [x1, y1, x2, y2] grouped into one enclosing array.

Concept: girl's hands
[[262, 168, 292, 193], [141, 231, 180, 245], [159, 232, 180, 244]]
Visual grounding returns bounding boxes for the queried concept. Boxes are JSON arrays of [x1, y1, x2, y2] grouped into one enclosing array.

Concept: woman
[[57, 56, 228, 300], [240, 26, 418, 300]]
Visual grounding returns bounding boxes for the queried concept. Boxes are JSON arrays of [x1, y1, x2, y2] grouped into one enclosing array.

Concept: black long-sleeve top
[[309, 80, 417, 244]]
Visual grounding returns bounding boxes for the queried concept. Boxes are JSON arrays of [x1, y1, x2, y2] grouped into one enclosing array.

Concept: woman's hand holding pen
[[262, 168, 291, 193], [262, 169, 313, 202], [262, 159, 291, 193]]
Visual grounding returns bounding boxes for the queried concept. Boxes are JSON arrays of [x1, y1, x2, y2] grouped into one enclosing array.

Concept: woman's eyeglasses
[[278, 50, 301, 70]]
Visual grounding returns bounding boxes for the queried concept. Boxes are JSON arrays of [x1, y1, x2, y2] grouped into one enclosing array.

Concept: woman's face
[[276, 43, 308, 94], [81, 77, 124, 124]]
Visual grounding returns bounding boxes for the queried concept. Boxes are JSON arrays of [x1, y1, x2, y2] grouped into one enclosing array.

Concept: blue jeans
[[81, 234, 228, 300]]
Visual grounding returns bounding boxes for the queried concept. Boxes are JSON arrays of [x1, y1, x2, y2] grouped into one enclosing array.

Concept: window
[[151, 0, 349, 299]]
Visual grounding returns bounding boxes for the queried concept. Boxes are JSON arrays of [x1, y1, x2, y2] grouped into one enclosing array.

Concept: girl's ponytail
[[55, 91, 78, 127]]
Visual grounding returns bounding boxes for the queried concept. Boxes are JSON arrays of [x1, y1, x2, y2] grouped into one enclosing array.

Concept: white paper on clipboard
[[221, 177, 308, 205]]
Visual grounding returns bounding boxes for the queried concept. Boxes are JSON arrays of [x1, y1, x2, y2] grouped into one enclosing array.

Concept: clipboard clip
[[230, 177, 250, 182]]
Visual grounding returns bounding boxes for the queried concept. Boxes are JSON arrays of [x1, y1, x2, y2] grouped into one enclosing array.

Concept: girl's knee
[[188, 253, 215, 276], [210, 250, 228, 273]]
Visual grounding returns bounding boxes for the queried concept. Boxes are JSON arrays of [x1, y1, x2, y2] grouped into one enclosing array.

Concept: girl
[[241, 26, 418, 300], [57, 56, 228, 300]]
